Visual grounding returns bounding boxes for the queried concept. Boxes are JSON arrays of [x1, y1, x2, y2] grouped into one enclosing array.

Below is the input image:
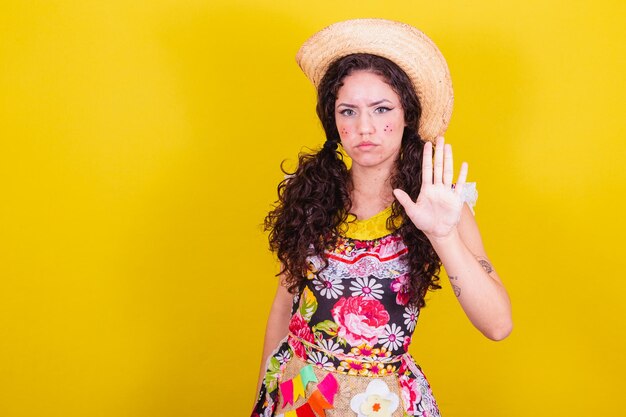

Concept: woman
[[252, 19, 512, 417]]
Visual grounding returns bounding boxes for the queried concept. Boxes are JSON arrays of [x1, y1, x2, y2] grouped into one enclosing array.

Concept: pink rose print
[[399, 375, 422, 414], [390, 274, 411, 305], [403, 335, 412, 352], [373, 235, 404, 258], [331, 296, 390, 346], [353, 239, 370, 250], [288, 313, 314, 359]]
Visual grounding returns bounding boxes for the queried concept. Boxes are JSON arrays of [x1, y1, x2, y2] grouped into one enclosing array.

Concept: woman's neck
[[349, 164, 395, 220]]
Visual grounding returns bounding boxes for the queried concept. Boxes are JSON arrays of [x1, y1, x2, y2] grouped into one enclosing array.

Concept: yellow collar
[[339, 206, 402, 240]]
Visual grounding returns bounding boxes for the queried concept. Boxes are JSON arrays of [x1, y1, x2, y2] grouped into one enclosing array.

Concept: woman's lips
[[357, 141, 377, 148]]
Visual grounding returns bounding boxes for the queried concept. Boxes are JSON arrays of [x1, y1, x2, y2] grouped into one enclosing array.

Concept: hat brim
[[296, 18, 453, 143]]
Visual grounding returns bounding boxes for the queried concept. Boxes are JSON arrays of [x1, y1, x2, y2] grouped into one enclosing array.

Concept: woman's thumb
[[393, 189, 413, 209]]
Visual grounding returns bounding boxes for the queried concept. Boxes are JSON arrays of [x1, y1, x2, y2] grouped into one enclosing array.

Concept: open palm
[[393, 137, 468, 240]]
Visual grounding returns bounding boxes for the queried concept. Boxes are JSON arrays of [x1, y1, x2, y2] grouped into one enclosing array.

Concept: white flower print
[[307, 351, 335, 370], [403, 305, 420, 332], [379, 323, 405, 351], [275, 350, 291, 365], [350, 379, 399, 417], [313, 275, 345, 299], [349, 276, 384, 299], [319, 338, 344, 355]]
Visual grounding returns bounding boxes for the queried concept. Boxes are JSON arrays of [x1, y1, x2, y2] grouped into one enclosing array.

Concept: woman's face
[[335, 70, 406, 171]]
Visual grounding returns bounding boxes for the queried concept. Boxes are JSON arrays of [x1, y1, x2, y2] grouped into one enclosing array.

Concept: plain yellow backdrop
[[1, 1, 625, 416]]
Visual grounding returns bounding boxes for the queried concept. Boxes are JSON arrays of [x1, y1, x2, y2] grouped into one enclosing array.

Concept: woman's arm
[[428, 203, 512, 340], [254, 277, 293, 400], [393, 137, 512, 340]]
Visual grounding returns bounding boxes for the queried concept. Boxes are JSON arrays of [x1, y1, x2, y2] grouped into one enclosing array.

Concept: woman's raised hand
[[393, 137, 468, 241]]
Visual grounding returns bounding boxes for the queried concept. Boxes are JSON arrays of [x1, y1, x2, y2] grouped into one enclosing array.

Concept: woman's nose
[[356, 113, 375, 135]]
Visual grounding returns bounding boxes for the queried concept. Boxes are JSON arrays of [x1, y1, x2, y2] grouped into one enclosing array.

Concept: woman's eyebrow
[[336, 99, 393, 108], [368, 99, 392, 107]]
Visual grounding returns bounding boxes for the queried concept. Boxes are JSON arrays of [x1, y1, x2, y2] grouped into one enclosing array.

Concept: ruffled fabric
[[461, 182, 478, 215]]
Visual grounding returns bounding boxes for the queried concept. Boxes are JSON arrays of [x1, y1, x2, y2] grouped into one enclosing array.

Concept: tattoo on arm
[[449, 275, 461, 297], [477, 257, 494, 274], [452, 284, 461, 297]]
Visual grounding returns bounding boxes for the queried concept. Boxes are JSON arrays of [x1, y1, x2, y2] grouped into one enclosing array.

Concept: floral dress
[[252, 184, 477, 417]]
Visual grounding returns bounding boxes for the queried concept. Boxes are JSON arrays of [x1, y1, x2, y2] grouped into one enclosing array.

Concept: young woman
[[252, 19, 512, 417]]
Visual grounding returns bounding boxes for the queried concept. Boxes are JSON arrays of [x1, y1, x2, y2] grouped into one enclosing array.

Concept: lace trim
[[339, 206, 398, 241]]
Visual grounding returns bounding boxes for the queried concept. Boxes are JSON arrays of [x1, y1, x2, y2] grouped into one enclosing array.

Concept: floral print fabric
[[304, 234, 413, 359], [252, 201, 476, 417], [252, 230, 440, 417], [252, 185, 477, 417]]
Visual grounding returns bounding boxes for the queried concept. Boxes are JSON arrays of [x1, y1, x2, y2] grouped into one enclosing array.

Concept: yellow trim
[[340, 206, 402, 240]]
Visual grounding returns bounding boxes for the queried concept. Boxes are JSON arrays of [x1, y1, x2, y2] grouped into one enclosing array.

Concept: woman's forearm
[[254, 283, 293, 400], [429, 228, 513, 340]]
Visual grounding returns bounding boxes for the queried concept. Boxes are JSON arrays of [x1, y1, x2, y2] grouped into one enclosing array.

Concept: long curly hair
[[264, 53, 441, 308]]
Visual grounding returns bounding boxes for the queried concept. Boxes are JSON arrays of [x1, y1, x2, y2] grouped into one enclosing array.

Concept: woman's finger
[[433, 136, 444, 185], [421, 141, 433, 186], [454, 162, 469, 196], [393, 188, 414, 209], [443, 143, 453, 185]]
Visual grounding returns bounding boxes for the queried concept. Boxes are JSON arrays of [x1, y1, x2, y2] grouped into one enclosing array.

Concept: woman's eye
[[375, 107, 392, 114], [339, 109, 356, 116]]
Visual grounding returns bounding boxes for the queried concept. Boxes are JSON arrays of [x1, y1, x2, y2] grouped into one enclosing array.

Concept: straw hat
[[296, 18, 453, 143]]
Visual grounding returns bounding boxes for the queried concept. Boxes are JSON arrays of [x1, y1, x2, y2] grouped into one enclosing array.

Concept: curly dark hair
[[264, 53, 441, 308]]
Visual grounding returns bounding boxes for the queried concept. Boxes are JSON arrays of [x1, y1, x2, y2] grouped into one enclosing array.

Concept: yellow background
[[1, 1, 624, 416]]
